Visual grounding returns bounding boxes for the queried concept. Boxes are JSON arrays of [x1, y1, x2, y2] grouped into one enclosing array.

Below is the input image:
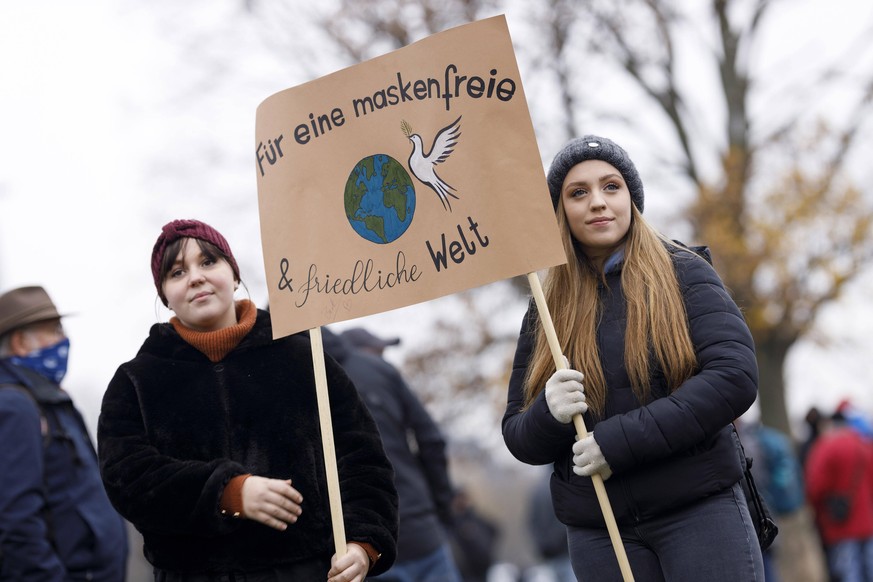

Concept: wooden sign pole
[[527, 272, 635, 582], [309, 326, 347, 556]]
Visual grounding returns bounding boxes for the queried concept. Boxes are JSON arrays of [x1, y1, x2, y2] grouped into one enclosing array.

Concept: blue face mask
[[9, 337, 70, 384]]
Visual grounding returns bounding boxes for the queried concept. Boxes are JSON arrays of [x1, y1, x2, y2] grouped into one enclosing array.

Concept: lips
[[191, 291, 212, 302], [587, 217, 613, 225]]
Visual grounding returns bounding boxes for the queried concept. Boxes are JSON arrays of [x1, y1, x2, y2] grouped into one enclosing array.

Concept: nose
[[589, 191, 607, 210], [188, 267, 206, 285]]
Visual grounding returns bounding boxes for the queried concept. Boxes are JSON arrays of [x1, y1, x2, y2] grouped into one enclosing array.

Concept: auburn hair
[[522, 204, 698, 418]]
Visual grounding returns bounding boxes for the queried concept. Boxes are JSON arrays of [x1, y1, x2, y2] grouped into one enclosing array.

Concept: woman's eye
[[570, 188, 587, 198], [202, 258, 215, 267], [170, 269, 184, 278], [604, 182, 620, 191]]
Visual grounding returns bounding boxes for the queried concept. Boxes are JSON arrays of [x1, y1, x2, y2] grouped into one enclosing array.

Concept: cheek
[[162, 281, 184, 306], [216, 275, 236, 293], [567, 220, 585, 243], [563, 207, 587, 239], [22, 334, 41, 353], [618, 207, 632, 232]]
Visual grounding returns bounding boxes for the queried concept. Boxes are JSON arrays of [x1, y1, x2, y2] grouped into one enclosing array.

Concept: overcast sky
[[2, 0, 872, 438]]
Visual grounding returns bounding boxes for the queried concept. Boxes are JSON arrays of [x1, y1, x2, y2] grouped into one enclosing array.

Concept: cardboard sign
[[256, 15, 566, 338]]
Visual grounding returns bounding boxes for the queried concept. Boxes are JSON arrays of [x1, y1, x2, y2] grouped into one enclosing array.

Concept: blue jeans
[[762, 548, 779, 582], [827, 538, 873, 582], [568, 483, 764, 581], [368, 543, 463, 582]]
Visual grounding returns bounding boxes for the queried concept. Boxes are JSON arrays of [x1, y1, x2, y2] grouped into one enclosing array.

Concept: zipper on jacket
[[620, 476, 643, 524]]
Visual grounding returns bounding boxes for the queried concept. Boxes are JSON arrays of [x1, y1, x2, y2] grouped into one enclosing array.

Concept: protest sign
[[251, 17, 636, 575], [256, 14, 566, 339]]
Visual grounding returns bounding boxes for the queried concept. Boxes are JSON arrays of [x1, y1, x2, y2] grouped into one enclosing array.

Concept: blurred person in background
[[0, 285, 128, 581], [340, 327, 500, 580], [526, 469, 574, 582], [804, 410, 873, 582], [835, 399, 873, 441], [736, 418, 806, 581], [324, 326, 462, 582], [799, 406, 826, 470], [447, 488, 499, 582]]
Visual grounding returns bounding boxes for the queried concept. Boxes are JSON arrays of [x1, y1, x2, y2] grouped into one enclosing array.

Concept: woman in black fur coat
[[98, 219, 398, 582]]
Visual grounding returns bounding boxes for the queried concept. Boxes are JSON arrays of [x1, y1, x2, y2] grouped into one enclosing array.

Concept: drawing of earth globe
[[344, 153, 416, 244]]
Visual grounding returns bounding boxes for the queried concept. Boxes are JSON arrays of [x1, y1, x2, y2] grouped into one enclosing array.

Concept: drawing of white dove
[[402, 116, 462, 211]]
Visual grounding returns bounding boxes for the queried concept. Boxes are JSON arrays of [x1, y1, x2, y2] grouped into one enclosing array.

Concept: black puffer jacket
[[98, 309, 398, 574], [502, 246, 758, 527]]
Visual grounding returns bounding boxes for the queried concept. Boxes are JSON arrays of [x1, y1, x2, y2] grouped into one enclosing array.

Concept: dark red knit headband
[[151, 219, 240, 304]]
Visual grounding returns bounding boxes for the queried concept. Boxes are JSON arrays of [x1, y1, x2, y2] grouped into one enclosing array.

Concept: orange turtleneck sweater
[[170, 299, 257, 363]]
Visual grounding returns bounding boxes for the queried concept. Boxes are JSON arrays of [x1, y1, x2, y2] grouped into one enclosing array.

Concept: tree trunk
[[754, 338, 793, 434]]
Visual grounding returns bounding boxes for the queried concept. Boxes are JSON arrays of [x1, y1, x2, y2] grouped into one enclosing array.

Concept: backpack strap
[[0, 383, 49, 444], [670, 239, 714, 265], [0, 382, 59, 553]]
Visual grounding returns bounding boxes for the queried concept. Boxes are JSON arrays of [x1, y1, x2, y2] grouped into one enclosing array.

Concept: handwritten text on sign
[[256, 16, 566, 338]]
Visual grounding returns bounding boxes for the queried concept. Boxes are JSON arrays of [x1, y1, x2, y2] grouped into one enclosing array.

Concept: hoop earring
[[239, 280, 252, 302], [154, 295, 172, 322]]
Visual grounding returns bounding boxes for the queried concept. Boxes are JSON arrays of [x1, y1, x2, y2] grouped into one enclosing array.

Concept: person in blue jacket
[[502, 136, 763, 581], [736, 418, 806, 581], [0, 285, 128, 581]]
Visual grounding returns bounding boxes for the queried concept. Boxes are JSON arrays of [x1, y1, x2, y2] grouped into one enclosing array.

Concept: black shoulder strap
[[670, 239, 714, 265], [0, 383, 49, 444]]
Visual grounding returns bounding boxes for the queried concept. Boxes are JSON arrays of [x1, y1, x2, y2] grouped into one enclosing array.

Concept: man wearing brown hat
[[0, 286, 128, 581]]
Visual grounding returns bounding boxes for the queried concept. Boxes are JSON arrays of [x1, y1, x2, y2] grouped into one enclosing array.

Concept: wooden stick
[[526, 272, 635, 582], [309, 326, 347, 556]]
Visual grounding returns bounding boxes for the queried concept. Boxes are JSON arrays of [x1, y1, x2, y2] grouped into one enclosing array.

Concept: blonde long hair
[[522, 204, 698, 418]]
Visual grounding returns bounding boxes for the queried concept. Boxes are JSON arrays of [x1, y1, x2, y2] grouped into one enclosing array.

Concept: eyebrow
[[170, 249, 208, 266]]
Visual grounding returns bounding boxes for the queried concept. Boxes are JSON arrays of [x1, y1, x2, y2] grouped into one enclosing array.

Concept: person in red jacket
[[804, 410, 873, 582]]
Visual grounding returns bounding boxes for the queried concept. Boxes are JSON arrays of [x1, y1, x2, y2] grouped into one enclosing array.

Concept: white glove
[[544, 365, 587, 424], [573, 433, 613, 480]]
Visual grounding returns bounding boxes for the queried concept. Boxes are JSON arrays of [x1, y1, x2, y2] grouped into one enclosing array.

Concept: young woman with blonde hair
[[503, 136, 764, 581]]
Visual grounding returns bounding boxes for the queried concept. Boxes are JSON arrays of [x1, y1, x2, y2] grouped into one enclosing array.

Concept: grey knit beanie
[[546, 135, 644, 213]]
